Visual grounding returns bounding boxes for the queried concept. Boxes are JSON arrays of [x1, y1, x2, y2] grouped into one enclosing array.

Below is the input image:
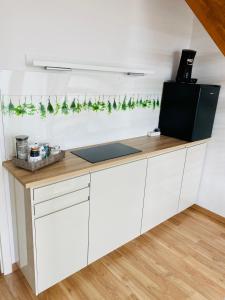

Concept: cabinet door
[[35, 201, 89, 293], [89, 159, 147, 264], [141, 149, 186, 234], [179, 143, 206, 212]]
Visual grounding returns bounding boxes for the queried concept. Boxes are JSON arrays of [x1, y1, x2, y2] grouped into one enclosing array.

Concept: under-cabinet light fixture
[[33, 60, 154, 76], [45, 66, 72, 71], [126, 72, 145, 76]]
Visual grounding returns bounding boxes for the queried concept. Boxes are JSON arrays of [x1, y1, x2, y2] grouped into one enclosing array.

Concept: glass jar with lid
[[15, 135, 29, 160]]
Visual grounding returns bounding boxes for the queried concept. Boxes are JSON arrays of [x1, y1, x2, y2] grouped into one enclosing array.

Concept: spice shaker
[[15, 135, 29, 160], [29, 144, 42, 162]]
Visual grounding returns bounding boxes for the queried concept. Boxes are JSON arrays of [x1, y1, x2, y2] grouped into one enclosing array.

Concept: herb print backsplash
[[1, 94, 160, 118]]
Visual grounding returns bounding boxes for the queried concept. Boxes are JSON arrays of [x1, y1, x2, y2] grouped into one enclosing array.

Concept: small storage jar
[[15, 135, 29, 160]]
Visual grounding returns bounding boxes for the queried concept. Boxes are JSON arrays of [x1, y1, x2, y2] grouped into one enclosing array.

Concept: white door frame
[[0, 90, 13, 274]]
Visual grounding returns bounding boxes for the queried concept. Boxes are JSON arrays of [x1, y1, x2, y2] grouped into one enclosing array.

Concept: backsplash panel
[[1, 94, 160, 117], [0, 70, 161, 159]]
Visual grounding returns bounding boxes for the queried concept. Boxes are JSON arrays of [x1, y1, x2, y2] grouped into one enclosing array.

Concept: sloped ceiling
[[186, 0, 225, 56]]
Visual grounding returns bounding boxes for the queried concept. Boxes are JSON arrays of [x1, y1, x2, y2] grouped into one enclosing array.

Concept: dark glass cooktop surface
[[71, 142, 141, 163]]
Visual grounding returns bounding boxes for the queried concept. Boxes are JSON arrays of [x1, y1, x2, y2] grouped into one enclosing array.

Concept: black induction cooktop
[[71, 142, 141, 163]]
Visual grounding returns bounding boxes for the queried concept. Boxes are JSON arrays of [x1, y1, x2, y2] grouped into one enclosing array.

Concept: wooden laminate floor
[[1, 205, 225, 300]]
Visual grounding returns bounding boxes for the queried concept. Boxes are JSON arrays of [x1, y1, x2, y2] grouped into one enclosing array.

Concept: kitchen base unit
[[3, 135, 208, 294], [88, 159, 147, 264], [14, 174, 90, 295], [178, 143, 207, 212], [35, 201, 89, 292], [141, 143, 207, 234], [141, 149, 186, 233]]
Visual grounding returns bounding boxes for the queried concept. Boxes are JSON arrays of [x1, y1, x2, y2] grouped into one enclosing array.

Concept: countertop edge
[[3, 137, 210, 189]]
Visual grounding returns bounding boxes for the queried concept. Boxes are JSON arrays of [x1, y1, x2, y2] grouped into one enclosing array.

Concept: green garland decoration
[[0, 95, 160, 118]]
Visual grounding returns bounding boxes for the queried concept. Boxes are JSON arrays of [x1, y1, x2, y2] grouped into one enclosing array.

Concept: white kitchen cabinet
[[35, 201, 89, 293], [179, 143, 206, 212], [88, 159, 147, 264], [141, 149, 186, 234], [6, 138, 208, 295]]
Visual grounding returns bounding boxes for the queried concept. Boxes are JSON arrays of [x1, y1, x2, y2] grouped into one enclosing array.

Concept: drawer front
[[34, 188, 89, 218], [33, 174, 90, 203]]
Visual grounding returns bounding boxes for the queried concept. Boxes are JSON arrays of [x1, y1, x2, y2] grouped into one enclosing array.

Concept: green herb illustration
[[146, 98, 152, 108], [26, 96, 37, 115], [55, 97, 61, 115], [153, 100, 156, 110], [107, 101, 112, 114], [1, 94, 160, 118], [92, 101, 100, 112], [117, 101, 122, 111], [88, 100, 92, 110], [8, 99, 15, 114], [122, 96, 127, 111], [131, 97, 136, 109], [47, 98, 54, 114], [14, 100, 28, 116], [98, 101, 105, 111], [26, 103, 36, 115], [128, 97, 132, 109], [136, 98, 139, 108], [82, 100, 88, 111], [39, 101, 46, 118], [113, 98, 117, 110], [142, 99, 147, 108], [70, 99, 76, 113], [61, 97, 69, 115], [76, 101, 82, 113], [1, 102, 6, 114]]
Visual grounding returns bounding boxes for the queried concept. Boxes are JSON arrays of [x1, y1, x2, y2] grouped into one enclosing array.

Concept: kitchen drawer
[[33, 174, 90, 203], [34, 188, 89, 218]]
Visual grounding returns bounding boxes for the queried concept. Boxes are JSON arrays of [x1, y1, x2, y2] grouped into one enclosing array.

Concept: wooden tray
[[12, 151, 65, 172]]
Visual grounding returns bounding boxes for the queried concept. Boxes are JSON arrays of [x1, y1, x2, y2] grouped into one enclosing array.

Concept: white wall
[[0, 0, 193, 71], [0, 0, 193, 158], [190, 17, 225, 217]]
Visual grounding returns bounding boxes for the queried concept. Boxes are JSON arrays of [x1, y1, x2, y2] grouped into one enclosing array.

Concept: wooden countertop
[[3, 135, 208, 189]]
